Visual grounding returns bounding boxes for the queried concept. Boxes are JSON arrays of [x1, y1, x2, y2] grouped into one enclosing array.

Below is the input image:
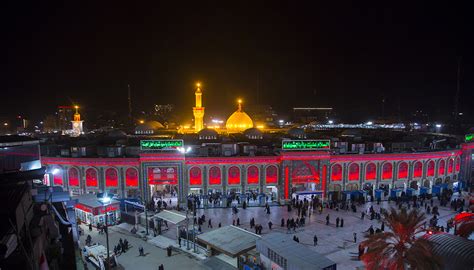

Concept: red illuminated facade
[[42, 146, 467, 204]]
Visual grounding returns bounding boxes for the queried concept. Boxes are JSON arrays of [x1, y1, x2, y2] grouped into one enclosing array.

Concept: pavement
[[80, 197, 462, 270]]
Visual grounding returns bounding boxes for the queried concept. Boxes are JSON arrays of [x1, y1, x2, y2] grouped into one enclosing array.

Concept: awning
[[154, 210, 187, 224], [196, 225, 261, 257]]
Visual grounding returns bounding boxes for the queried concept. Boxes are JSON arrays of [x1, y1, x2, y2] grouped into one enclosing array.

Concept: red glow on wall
[[427, 161, 435, 177], [68, 168, 79, 186], [209, 166, 221, 185], [105, 168, 118, 187], [228, 166, 240, 185], [86, 168, 98, 187], [365, 163, 376, 180], [398, 162, 408, 179], [382, 163, 392, 180], [438, 160, 445, 176], [148, 166, 178, 185], [247, 166, 259, 184], [331, 164, 342, 181], [125, 168, 139, 187], [455, 157, 461, 172], [413, 161, 423, 178], [53, 173, 63, 186], [348, 163, 359, 181], [448, 159, 454, 174], [189, 167, 202, 186], [266, 165, 278, 184], [75, 203, 92, 213], [284, 167, 289, 199]]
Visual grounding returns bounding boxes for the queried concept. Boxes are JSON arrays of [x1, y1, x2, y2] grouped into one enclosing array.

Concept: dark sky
[[3, 2, 474, 124]]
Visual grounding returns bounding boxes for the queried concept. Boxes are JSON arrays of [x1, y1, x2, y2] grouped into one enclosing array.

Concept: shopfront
[[74, 195, 121, 226]]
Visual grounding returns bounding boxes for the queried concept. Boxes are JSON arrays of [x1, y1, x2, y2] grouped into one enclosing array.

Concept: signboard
[[140, 140, 183, 151], [282, 139, 330, 151], [466, 134, 473, 142]]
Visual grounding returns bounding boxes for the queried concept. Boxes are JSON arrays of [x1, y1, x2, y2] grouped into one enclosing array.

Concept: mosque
[[189, 82, 254, 134], [40, 83, 473, 209]]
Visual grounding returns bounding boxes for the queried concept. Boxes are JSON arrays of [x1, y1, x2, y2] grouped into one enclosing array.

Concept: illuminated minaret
[[193, 82, 205, 132], [71, 105, 83, 137]]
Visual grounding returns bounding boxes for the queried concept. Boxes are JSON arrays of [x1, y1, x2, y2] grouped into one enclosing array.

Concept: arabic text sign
[[282, 140, 330, 151], [140, 140, 183, 151]]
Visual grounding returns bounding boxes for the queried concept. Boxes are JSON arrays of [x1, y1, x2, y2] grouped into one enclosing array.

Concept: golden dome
[[226, 99, 254, 132]]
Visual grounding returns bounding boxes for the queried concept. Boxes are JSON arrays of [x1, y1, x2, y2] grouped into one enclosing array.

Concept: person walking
[[208, 218, 212, 228], [268, 221, 273, 230], [237, 218, 240, 226], [353, 232, 357, 243], [281, 218, 285, 227], [381, 221, 385, 231], [336, 217, 340, 228], [340, 218, 344, 227], [89, 223, 92, 232], [218, 222, 221, 228], [313, 235, 318, 246], [326, 214, 330, 225]]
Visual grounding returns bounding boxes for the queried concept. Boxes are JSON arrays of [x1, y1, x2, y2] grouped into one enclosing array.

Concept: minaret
[[193, 82, 205, 132], [71, 105, 84, 137]]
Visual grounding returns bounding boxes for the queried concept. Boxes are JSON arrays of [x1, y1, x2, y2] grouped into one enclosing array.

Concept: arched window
[[209, 166, 221, 185], [427, 161, 435, 177], [398, 162, 408, 179], [413, 161, 423, 178], [228, 166, 240, 185], [52, 166, 63, 186], [85, 168, 98, 187], [382, 163, 393, 180], [105, 168, 118, 187], [125, 168, 139, 187], [265, 166, 278, 184], [189, 167, 202, 186], [331, 164, 342, 181], [448, 159, 454, 174], [455, 156, 461, 172], [247, 166, 259, 184], [348, 163, 360, 181], [365, 163, 376, 181], [438, 160, 445, 176], [68, 167, 79, 186]]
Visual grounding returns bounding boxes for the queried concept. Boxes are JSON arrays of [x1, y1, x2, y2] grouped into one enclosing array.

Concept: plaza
[[80, 196, 464, 270]]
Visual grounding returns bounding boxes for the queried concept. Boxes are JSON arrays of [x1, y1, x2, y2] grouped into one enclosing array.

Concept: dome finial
[[237, 98, 242, 112]]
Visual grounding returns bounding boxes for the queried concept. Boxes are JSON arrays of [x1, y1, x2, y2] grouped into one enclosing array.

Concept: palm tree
[[361, 207, 441, 270]]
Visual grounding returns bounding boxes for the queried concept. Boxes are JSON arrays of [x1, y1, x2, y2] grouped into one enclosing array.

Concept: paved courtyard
[[81, 197, 462, 270]]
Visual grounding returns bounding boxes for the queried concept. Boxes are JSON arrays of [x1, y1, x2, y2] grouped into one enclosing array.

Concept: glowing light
[[3, 123, 7, 126], [139, 120, 145, 124], [238, 99, 242, 104], [328, 120, 334, 124], [196, 82, 201, 87], [74, 105, 79, 109], [177, 146, 192, 154], [366, 121, 373, 125], [435, 124, 442, 128], [52, 168, 60, 175], [278, 120, 284, 124], [256, 125, 264, 129], [211, 119, 224, 124]]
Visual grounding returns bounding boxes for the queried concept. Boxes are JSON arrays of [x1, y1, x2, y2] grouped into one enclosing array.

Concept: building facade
[[41, 142, 473, 206]]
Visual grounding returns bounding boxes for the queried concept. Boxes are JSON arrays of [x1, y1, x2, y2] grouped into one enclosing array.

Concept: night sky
[[3, 3, 474, 124]]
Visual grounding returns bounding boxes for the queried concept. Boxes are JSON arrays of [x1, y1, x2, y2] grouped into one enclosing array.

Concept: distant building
[[57, 106, 74, 131], [292, 107, 333, 124], [245, 104, 278, 126]]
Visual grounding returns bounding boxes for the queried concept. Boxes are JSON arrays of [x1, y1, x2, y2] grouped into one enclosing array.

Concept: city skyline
[[4, 3, 474, 124]]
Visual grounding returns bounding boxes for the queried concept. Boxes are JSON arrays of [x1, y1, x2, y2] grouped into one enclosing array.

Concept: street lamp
[[98, 192, 113, 270]]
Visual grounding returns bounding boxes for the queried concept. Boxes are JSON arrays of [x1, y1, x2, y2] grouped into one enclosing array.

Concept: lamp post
[[98, 193, 112, 270]]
